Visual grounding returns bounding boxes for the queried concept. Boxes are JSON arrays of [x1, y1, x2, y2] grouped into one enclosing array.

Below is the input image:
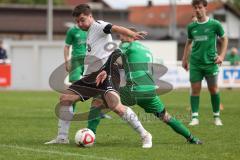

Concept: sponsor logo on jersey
[[194, 35, 208, 41], [204, 28, 210, 33], [193, 30, 198, 33]]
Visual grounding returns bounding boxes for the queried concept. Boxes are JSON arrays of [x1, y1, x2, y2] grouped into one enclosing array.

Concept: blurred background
[[0, 0, 239, 90]]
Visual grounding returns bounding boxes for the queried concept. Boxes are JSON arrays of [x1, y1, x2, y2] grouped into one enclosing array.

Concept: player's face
[[75, 14, 93, 31], [119, 34, 133, 42], [119, 34, 127, 42], [193, 3, 207, 19]]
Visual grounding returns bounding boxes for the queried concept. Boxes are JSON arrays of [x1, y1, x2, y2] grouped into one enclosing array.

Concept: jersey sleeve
[[102, 49, 122, 75], [65, 28, 73, 46], [215, 20, 225, 37], [96, 20, 113, 34], [187, 24, 193, 40]]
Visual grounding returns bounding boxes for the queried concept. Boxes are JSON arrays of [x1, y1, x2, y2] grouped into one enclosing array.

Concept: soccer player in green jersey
[[45, 25, 87, 145], [89, 28, 202, 144], [225, 47, 240, 66], [182, 0, 228, 126], [64, 25, 86, 83]]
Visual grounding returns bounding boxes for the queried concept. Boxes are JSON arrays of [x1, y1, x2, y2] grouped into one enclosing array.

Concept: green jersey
[[187, 18, 225, 65], [120, 41, 155, 92], [65, 25, 87, 57], [225, 53, 240, 66]]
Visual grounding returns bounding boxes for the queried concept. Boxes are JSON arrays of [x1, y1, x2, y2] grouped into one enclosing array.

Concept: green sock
[[72, 103, 76, 112], [211, 93, 220, 118], [190, 96, 199, 119], [87, 106, 102, 134], [167, 117, 191, 139]]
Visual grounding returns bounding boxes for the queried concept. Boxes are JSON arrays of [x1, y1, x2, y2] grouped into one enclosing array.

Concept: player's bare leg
[[104, 91, 152, 148], [45, 90, 80, 144]]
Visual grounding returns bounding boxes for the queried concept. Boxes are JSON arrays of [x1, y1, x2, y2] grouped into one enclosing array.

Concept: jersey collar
[[197, 17, 209, 24]]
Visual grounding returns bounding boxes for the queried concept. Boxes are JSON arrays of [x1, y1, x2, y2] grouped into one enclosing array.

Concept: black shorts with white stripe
[[68, 64, 120, 101]]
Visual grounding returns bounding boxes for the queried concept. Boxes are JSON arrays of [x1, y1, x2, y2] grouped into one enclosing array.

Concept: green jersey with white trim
[[187, 18, 225, 65], [65, 26, 87, 57], [120, 41, 155, 91]]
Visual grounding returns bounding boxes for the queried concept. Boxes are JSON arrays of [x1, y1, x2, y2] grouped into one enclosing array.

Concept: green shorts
[[189, 63, 219, 83], [119, 86, 165, 113], [69, 56, 85, 82]]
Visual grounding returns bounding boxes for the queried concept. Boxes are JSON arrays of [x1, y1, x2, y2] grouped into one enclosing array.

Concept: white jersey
[[83, 20, 113, 75]]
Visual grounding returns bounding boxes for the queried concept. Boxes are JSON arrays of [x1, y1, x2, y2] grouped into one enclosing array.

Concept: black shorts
[[68, 64, 120, 101]]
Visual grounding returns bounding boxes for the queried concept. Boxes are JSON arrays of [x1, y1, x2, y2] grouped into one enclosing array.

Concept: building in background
[[0, 0, 239, 59]]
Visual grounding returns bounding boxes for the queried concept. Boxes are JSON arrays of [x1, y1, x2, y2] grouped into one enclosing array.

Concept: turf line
[[0, 144, 119, 160]]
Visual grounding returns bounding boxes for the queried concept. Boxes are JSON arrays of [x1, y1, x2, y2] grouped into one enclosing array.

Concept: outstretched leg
[[104, 91, 152, 148]]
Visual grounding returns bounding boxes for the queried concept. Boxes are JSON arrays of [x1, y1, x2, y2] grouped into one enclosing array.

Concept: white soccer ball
[[75, 128, 95, 147]]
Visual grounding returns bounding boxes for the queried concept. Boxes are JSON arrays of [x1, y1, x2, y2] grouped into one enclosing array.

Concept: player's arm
[[96, 50, 122, 86], [182, 39, 192, 71], [215, 20, 228, 64], [64, 45, 71, 72], [111, 25, 147, 40], [215, 36, 228, 65]]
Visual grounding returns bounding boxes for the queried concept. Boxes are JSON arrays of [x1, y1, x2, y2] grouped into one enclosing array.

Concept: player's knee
[[113, 104, 126, 116], [208, 86, 218, 94], [155, 109, 171, 123], [60, 94, 73, 106], [104, 91, 120, 109], [91, 98, 104, 108]]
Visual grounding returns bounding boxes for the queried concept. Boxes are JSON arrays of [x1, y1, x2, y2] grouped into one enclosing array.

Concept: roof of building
[[129, 2, 226, 27]]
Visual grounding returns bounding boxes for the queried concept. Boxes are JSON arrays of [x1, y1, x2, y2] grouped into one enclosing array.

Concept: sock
[[57, 105, 73, 139], [122, 107, 147, 137], [87, 106, 102, 134], [211, 93, 220, 118], [166, 117, 191, 139], [72, 103, 76, 112], [190, 96, 199, 119], [57, 119, 70, 139]]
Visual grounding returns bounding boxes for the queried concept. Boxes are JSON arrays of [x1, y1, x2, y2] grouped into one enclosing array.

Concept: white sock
[[122, 107, 147, 137], [57, 105, 73, 139], [57, 119, 70, 139]]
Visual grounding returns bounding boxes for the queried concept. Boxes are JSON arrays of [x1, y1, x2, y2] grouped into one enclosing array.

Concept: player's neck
[[197, 16, 209, 24]]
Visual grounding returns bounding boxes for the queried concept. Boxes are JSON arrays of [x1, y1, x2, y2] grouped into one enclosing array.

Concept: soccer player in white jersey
[[45, 4, 152, 148]]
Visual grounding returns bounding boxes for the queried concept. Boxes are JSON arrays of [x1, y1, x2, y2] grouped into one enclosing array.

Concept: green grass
[[0, 89, 240, 160]]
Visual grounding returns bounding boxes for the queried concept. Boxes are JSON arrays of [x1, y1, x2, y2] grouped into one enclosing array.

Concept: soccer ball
[[75, 128, 95, 147]]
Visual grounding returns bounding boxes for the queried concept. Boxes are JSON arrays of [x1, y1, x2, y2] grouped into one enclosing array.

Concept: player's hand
[[182, 59, 189, 71], [65, 62, 71, 72], [96, 70, 107, 86], [214, 55, 224, 65], [132, 31, 148, 40]]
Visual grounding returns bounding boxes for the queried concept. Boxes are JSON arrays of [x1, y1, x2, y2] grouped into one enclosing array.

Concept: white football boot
[[214, 117, 223, 126], [44, 136, 69, 144], [142, 132, 152, 148], [189, 118, 199, 126]]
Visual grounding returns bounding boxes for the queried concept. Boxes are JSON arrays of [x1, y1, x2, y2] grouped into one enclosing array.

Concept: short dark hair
[[191, 0, 208, 7], [72, 4, 92, 17]]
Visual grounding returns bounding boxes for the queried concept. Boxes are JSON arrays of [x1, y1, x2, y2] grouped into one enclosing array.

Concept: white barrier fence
[[1, 40, 240, 90], [161, 62, 240, 88]]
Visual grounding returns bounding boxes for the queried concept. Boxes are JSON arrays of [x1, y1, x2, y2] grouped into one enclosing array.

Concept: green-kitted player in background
[[225, 47, 240, 66], [64, 25, 86, 84], [182, 0, 228, 126], [45, 25, 87, 144], [89, 28, 202, 145]]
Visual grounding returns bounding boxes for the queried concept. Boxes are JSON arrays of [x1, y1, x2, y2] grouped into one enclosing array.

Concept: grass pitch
[[0, 89, 239, 160]]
